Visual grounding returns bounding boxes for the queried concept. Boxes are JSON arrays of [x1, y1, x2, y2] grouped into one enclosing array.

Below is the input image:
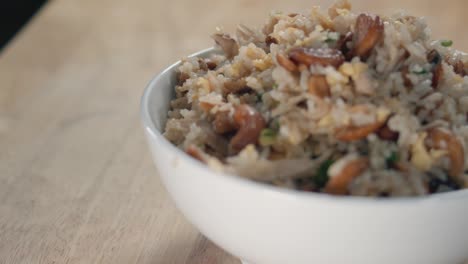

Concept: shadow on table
[[185, 235, 240, 264], [156, 233, 240, 264]]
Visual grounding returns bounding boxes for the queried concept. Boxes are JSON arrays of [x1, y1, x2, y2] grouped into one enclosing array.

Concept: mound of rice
[[164, 1, 468, 197]]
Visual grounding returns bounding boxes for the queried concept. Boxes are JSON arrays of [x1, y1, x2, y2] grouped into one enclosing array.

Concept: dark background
[[0, 0, 48, 51]]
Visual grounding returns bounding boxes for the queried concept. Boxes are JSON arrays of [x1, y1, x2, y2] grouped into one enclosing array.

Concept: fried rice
[[163, 0, 468, 197]]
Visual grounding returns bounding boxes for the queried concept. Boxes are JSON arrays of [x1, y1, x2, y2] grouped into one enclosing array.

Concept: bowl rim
[[140, 47, 468, 205]]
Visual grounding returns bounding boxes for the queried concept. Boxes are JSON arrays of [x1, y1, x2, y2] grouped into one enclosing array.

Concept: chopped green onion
[[385, 152, 399, 168], [270, 119, 280, 131], [272, 83, 278, 89], [270, 100, 280, 109], [257, 93, 264, 102], [325, 32, 340, 44], [412, 68, 428, 75], [259, 128, 277, 146], [314, 159, 334, 188], [441, 40, 453, 47]]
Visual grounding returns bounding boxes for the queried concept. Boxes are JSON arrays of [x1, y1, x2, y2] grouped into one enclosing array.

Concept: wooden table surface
[[1, 0, 467, 263]]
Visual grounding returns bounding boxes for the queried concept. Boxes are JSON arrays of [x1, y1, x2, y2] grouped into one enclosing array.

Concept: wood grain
[[0, 0, 467, 263]]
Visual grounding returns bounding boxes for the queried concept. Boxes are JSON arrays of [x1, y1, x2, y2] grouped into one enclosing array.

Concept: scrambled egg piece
[[318, 114, 334, 128], [410, 132, 448, 171], [197, 77, 211, 93], [376, 107, 391, 122], [339, 61, 368, 79], [253, 55, 273, 71]]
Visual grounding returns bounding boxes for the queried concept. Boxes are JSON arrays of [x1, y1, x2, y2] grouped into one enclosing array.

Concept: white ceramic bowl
[[141, 48, 468, 264]]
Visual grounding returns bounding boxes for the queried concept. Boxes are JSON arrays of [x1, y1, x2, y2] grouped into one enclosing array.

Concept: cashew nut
[[186, 145, 205, 162], [335, 121, 386, 142], [230, 104, 266, 152], [325, 156, 369, 195], [428, 128, 465, 179], [276, 53, 297, 72], [289, 47, 345, 68], [308, 75, 330, 98], [351, 14, 384, 59]]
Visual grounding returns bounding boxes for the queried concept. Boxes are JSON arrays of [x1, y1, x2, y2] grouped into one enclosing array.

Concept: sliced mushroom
[[265, 35, 278, 46], [178, 72, 190, 85], [308, 75, 330, 98], [428, 128, 465, 179], [432, 63, 443, 89], [427, 49, 443, 89], [427, 49, 442, 64], [377, 115, 400, 141], [197, 58, 208, 71], [336, 32, 353, 54], [325, 156, 369, 195], [230, 104, 266, 152], [212, 33, 239, 59], [289, 47, 345, 68], [205, 59, 218, 70], [451, 60, 467, 76], [351, 14, 384, 59], [262, 15, 280, 36]]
